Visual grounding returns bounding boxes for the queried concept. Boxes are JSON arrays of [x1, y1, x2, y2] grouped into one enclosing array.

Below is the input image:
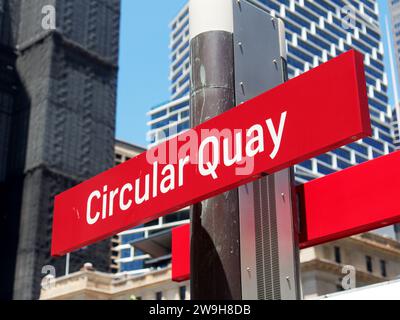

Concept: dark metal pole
[[189, 0, 242, 300]]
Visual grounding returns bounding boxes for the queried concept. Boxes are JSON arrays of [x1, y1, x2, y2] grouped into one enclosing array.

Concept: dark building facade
[[0, 0, 120, 300]]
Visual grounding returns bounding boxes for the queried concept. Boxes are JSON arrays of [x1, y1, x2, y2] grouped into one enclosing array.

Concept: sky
[[116, 0, 398, 148], [116, 0, 187, 148]]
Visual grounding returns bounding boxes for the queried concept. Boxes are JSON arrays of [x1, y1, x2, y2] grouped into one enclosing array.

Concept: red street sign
[[52, 49, 370, 256], [298, 150, 400, 248], [172, 224, 191, 282], [172, 151, 400, 282]]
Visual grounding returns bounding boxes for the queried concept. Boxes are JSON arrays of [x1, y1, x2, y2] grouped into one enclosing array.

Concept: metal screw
[[271, 18, 276, 29], [238, 42, 243, 53], [286, 276, 291, 289], [237, 0, 242, 10], [281, 193, 285, 201], [240, 82, 245, 95]]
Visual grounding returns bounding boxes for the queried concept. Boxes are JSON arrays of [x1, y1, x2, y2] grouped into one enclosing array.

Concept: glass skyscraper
[[119, 0, 395, 273], [388, 0, 400, 149], [389, 0, 400, 78]]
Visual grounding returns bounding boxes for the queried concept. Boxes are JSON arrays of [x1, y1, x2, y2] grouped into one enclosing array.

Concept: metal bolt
[[238, 42, 243, 53], [286, 276, 291, 289], [271, 18, 276, 29], [281, 193, 285, 201], [237, 0, 242, 10], [240, 82, 245, 95]]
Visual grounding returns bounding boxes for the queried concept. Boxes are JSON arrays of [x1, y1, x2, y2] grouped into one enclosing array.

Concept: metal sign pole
[[189, 0, 242, 299], [233, 0, 301, 300]]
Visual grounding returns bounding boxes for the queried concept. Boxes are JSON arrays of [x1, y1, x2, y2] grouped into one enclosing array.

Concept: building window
[[366, 256, 373, 273], [156, 291, 163, 300], [179, 286, 186, 300], [380, 260, 387, 277], [334, 246, 342, 264]]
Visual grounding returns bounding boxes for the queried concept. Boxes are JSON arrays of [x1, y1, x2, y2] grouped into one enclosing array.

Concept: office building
[[147, 5, 190, 148], [0, 0, 120, 300], [0, 0, 20, 301], [389, 0, 400, 78], [148, 96, 190, 147], [387, 0, 400, 148]]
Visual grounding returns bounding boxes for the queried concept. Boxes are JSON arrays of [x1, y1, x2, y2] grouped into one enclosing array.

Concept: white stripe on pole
[[189, 0, 234, 40]]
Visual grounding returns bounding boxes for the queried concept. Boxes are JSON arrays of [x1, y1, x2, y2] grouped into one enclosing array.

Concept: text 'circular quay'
[[1, 0, 400, 313]]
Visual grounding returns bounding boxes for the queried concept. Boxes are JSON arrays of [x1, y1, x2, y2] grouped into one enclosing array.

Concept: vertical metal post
[[189, 0, 242, 299], [233, 0, 301, 300], [65, 253, 70, 276]]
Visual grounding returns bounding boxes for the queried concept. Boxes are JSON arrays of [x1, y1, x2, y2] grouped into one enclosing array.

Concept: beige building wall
[[40, 264, 189, 301], [301, 233, 400, 299], [41, 233, 400, 300]]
